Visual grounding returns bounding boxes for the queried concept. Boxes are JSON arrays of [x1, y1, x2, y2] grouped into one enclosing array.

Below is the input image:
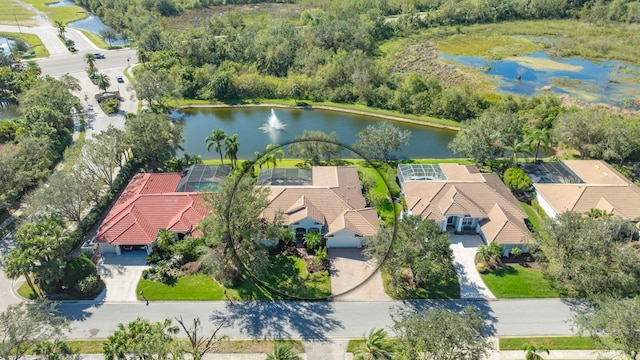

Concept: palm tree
[[95, 73, 110, 94], [526, 128, 552, 162], [4, 249, 39, 297], [504, 139, 532, 167], [353, 328, 395, 360], [303, 231, 323, 251], [54, 20, 66, 38], [523, 343, 549, 360], [33, 339, 73, 360], [205, 129, 227, 164], [84, 52, 97, 69], [265, 342, 301, 360], [224, 133, 239, 169], [265, 144, 284, 168]]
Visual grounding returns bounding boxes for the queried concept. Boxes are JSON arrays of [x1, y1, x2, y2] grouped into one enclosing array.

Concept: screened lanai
[[397, 164, 447, 184]]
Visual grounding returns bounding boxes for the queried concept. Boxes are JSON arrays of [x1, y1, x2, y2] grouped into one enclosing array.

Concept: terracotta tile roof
[[93, 173, 210, 245], [262, 166, 377, 237], [403, 164, 529, 245]]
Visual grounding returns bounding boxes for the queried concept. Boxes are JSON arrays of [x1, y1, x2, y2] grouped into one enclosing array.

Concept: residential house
[[524, 160, 640, 219], [92, 164, 231, 255], [398, 163, 530, 254], [259, 166, 379, 248]]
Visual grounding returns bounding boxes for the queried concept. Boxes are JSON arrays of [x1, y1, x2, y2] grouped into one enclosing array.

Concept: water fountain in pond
[[258, 109, 286, 143]]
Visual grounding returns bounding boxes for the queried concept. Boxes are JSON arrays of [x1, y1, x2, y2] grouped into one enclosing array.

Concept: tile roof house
[[92, 165, 230, 255], [260, 166, 379, 248], [398, 164, 530, 252], [530, 160, 640, 219]]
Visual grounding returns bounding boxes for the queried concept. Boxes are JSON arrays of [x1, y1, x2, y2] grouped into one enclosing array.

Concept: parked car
[[94, 52, 105, 59], [116, 75, 124, 83]]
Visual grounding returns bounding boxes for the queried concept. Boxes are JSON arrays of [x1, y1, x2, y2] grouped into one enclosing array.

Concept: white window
[[462, 217, 473, 226]]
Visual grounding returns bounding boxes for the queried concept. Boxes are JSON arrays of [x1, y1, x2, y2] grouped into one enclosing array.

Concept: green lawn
[[0, 0, 36, 25], [138, 256, 330, 301], [137, 273, 225, 300], [519, 201, 542, 233], [500, 337, 605, 350], [67, 339, 304, 354], [241, 255, 331, 300], [21, 0, 87, 24], [481, 264, 561, 298], [76, 29, 109, 49], [382, 268, 460, 300], [0, 32, 49, 58]]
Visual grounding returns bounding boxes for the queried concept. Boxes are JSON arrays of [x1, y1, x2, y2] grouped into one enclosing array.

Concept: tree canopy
[[199, 174, 271, 286], [364, 215, 458, 298], [288, 130, 342, 166], [393, 305, 491, 360], [354, 122, 411, 162], [533, 211, 640, 298], [0, 300, 71, 360], [124, 111, 183, 171]]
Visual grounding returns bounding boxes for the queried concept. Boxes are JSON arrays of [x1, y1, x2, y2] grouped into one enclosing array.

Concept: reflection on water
[[173, 107, 457, 160], [69, 15, 129, 46], [0, 102, 19, 120], [441, 51, 640, 109], [46, 0, 76, 7], [0, 37, 16, 55]]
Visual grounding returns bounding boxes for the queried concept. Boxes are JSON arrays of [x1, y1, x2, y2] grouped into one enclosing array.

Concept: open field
[[0, 0, 37, 25], [21, 0, 87, 24]]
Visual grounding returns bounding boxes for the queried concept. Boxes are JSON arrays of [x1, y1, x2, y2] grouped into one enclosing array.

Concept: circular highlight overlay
[[223, 138, 399, 300]]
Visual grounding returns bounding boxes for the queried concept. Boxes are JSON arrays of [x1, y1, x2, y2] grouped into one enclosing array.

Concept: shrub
[[510, 247, 523, 257], [476, 262, 489, 273], [100, 98, 119, 114], [180, 261, 202, 276], [76, 274, 101, 295], [61, 255, 98, 290], [503, 167, 533, 196]]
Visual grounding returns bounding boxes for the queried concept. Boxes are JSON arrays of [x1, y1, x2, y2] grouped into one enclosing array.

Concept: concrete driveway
[[328, 248, 390, 301], [449, 234, 496, 300], [97, 253, 149, 302]]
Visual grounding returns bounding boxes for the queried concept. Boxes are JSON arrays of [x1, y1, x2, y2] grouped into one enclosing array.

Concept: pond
[[173, 107, 457, 160], [0, 102, 19, 120], [441, 51, 640, 109], [69, 15, 129, 46], [46, 0, 76, 7], [0, 37, 16, 55]]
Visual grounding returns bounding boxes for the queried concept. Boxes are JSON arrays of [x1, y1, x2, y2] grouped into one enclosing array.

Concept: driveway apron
[[449, 234, 496, 300], [329, 248, 390, 301]]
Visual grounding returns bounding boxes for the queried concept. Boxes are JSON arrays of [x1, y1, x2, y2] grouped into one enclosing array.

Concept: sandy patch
[[506, 56, 583, 72]]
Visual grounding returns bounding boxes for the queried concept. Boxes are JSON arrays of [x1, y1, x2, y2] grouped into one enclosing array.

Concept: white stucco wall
[[290, 217, 323, 233], [98, 243, 118, 255], [535, 190, 558, 218]]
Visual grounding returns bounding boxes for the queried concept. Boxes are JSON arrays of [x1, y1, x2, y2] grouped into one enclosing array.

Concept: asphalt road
[[59, 298, 579, 340]]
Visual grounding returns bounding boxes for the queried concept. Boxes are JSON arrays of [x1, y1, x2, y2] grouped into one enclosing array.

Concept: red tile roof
[[93, 173, 211, 245]]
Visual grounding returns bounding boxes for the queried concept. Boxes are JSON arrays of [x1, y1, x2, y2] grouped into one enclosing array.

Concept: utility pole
[[14, 13, 21, 34]]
